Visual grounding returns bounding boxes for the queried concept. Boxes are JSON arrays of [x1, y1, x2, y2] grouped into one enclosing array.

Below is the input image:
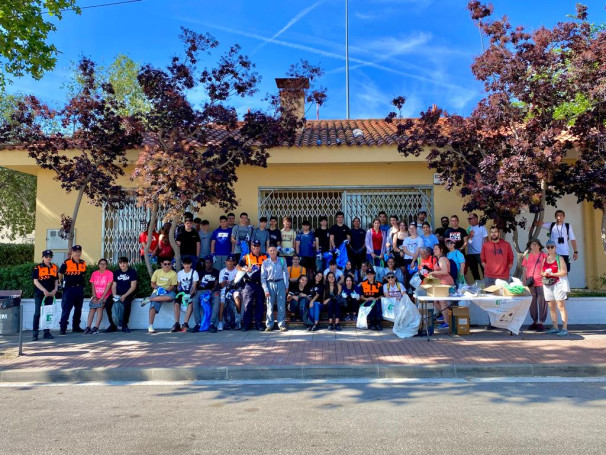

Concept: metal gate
[[102, 197, 167, 264], [258, 186, 433, 230]]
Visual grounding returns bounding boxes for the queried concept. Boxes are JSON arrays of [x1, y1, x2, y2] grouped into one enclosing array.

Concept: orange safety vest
[[34, 263, 58, 281], [245, 253, 267, 267], [63, 259, 87, 275], [360, 280, 381, 298]]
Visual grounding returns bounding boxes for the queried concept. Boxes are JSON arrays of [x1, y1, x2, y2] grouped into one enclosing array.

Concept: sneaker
[[546, 327, 560, 334], [307, 325, 313, 331], [368, 324, 377, 331], [376, 323, 383, 331], [536, 323, 544, 332], [170, 323, 181, 333], [32, 332, 39, 341], [436, 315, 444, 322], [148, 325, 156, 334], [557, 329, 569, 337], [438, 323, 449, 329], [72, 326, 84, 333], [265, 325, 273, 332], [181, 322, 190, 332], [141, 297, 150, 307], [103, 325, 118, 333], [335, 323, 342, 331], [43, 331, 54, 340], [209, 324, 218, 333], [217, 322, 224, 331], [122, 325, 131, 333], [311, 324, 318, 332], [328, 323, 334, 331], [83, 327, 92, 335], [528, 322, 538, 331], [91, 327, 99, 335], [279, 325, 288, 332], [189, 324, 201, 333]]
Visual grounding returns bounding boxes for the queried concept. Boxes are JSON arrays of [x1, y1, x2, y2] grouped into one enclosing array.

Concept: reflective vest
[[245, 253, 267, 267], [360, 280, 381, 298]]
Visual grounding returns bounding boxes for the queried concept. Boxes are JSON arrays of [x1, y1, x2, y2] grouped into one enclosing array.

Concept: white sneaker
[[148, 325, 156, 334], [217, 321, 224, 331], [141, 297, 150, 307]]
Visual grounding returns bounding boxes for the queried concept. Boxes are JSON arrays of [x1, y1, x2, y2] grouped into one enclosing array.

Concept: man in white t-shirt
[[176, 256, 199, 332], [218, 255, 242, 329], [539, 210, 578, 272], [323, 260, 344, 285], [464, 213, 487, 281]]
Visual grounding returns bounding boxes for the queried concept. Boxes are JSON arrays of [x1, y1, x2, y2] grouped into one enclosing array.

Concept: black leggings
[[327, 297, 341, 320]]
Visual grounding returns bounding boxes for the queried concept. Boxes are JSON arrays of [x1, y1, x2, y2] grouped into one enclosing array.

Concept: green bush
[[0, 243, 34, 268], [0, 261, 153, 298]]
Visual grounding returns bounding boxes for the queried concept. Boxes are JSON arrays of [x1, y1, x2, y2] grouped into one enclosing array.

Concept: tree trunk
[[601, 204, 606, 254], [67, 185, 87, 252], [143, 202, 158, 277], [168, 216, 181, 271]]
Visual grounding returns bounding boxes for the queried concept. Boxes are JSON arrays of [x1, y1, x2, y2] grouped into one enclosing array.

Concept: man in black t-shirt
[[329, 211, 351, 250], [32, 249, 59, 341], [434, 216, 450, 243], [267, 216, 282, 248], [176, 217, 201, 269], [106, 256, 138, 333], [444, 215, 468, 251], [348, 217, 366, 270], [315, 216, 331, 253]]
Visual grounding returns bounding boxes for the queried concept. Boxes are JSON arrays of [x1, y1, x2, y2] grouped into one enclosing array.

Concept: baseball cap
[[445, 239, 455, 244], [546, 240, 556, 247], [226, 255, 236, 262], [366, 268, 376, 275], [252, 240, 261, 247], [71, 245, 82, 251], [42, 249, 53, 257], [385, 271, 396, 278]]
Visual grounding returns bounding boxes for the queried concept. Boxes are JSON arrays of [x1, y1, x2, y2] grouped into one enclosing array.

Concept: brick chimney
[[275, 77, 309, 120]]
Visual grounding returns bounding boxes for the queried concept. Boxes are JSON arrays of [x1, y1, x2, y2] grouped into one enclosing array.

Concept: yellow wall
[[3, 145, 605, 287]]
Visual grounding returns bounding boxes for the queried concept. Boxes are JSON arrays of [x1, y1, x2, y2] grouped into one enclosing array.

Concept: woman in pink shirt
[[522, 239, 547, 332], [86, 259, 113, 334]]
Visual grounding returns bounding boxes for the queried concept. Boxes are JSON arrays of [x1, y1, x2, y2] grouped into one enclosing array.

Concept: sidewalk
[[1, 326, 606, 382]]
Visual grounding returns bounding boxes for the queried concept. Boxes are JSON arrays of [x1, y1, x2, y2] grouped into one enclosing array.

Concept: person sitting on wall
[[141, 259, 177, 334]]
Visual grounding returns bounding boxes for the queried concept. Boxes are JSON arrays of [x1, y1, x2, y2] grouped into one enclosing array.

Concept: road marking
[[1, 376, 606, 387]]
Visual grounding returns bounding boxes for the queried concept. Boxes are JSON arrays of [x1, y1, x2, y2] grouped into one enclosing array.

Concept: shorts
[[150, 291, 176, 313], [543, 280, 568, 301], [89, 299, 103, 309]]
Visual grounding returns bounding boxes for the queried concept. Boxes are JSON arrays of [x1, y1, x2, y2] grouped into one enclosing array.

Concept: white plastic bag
[[356, 301, 375, 329], [392, 294, 422, 339], [381, 297, 399, 322], [39, 298, 56, 330]]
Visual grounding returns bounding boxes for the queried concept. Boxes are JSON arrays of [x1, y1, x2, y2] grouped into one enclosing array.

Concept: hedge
[[0, 261, 153, 298], [0, 243, 34, 268]]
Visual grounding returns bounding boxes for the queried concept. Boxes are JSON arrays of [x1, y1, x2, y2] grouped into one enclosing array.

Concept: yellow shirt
[[151, 269, 178, 290]]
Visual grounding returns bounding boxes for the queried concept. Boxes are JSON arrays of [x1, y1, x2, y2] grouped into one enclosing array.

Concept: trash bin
[[0, 291, 22, 335]]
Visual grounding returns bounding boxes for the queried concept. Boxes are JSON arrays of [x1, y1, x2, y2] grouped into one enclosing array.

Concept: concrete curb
[[2, 363, 606, 383]]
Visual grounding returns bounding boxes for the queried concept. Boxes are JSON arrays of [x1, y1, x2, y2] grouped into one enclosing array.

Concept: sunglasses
[[546, 246, 555, 249], [162, 262, 172, 265], [388, 276, 396, 279]]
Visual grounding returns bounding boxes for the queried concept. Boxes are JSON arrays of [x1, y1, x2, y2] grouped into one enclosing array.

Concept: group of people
[[31, 208, 578, 339]]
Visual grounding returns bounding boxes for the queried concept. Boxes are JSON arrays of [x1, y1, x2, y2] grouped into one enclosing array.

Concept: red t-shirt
[[139, 231, 159, 256], [522, 252, 546, 286], [371, 230, 383, 251]]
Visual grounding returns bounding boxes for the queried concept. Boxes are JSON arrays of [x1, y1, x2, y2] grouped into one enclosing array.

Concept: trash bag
[[39, 297, 57, 330], [112, 296, 124, 327], [356, 300, 375, 329], [240, 240, 250, 256], [336, 241, 349, 269], [392, 294, 422, 339], [223, 292, 237, 330], [199, 291, 212, 332]]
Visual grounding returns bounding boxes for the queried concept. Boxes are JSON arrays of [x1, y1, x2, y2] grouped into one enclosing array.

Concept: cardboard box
[[420, 284, 451, 297], [450, 307, 470, 335]]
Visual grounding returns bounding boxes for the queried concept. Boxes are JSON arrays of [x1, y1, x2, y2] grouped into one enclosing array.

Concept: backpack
[[548, 222, 570, 240], [448, 258, 458, 283]]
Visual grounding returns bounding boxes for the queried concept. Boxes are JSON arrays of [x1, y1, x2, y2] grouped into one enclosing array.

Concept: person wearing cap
[[542, 239, 571, 336], [359, 268, 384, 330], [261, 246, 289, 331], [107, 256, 138, 333], [446, 238, 466, 285], [522, 239, 547, 332], [32, 250, 59, 341], [196, 255, 221, 332], [58, 245, 87, 334], [480, 226, 514, 287], [383, 271, 405, 299], [238, 239, 267, 331]]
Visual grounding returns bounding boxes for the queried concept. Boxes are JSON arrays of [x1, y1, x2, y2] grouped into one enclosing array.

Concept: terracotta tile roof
[[293, 119, 398, 147]]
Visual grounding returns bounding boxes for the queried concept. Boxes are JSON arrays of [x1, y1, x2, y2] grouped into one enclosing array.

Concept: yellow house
[[1, 116, 604, 289]]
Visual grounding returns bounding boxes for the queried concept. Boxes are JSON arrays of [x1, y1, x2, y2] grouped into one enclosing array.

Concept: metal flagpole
[[345, 0, 350, 119]]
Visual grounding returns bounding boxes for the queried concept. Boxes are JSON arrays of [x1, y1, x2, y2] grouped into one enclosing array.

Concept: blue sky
[[7, 0, 605, 120]]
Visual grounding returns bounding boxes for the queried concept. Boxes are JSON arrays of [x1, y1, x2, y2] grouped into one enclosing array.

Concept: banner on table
[[471, 296, 532, 335]]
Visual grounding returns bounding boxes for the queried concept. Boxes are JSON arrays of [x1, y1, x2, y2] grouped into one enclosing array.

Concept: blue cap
[[226, 255, 236, 262], [71, 245, 82, 251], [546, 240, 556, 247], [42, 249, 53, 257], [251, 240, 261, 247]]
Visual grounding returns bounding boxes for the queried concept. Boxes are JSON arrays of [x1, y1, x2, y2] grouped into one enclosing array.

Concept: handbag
[[524, 252, 541, 287], [39, 297, 56, 330], [525, 276, 535, 286], [543, 276, 557, 286]]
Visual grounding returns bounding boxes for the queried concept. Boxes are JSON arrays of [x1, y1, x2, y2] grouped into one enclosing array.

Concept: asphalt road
[[2, 379, 605, 454]]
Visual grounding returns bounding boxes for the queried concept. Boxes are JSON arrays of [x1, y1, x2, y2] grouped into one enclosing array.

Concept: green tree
[[0, 166, 36, 240], [0, 1, 81, 88]]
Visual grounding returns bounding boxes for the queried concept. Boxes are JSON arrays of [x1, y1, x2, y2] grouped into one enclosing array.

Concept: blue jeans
[[311, 301, 323, 323]]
